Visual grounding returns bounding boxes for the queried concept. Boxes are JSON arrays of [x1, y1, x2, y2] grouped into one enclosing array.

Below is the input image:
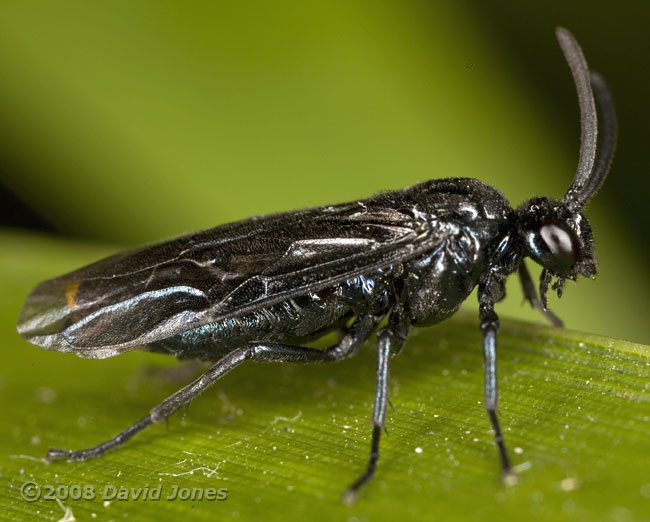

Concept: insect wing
[[17, 201, 428, 356]]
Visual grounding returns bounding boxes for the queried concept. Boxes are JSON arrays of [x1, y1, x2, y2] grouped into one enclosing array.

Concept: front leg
[[519, 260, 563, 327], [343, 306, 410, 504], [478, 287, 515, 482]]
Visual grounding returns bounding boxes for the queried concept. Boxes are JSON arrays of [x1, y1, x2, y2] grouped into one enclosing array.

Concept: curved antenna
[[571, 71, 617, 207], [555, 27, 598, 212]]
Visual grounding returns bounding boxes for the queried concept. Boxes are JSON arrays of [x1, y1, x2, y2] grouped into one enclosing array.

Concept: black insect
[[17, 27, 615, 502]]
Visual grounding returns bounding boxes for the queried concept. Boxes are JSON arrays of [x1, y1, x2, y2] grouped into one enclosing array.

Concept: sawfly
[[17, 27, 616, 502]]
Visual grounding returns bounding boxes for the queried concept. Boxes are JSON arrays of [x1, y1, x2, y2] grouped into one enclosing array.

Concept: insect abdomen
[[146, 267, 396, 360]]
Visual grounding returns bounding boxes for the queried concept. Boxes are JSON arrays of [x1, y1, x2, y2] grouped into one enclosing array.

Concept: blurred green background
[[1, 0, 648, 344]]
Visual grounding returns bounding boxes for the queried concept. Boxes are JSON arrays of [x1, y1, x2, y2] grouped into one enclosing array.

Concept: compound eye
[[540, 220, 578, 270]]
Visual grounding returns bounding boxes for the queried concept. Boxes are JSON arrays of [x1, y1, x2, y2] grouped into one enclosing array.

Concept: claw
[[502, 468, 520, 487], [45, 448, 73, 463]]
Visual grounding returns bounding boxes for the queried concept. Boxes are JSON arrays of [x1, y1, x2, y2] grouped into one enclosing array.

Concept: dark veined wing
[[17, 191, 444, 357]]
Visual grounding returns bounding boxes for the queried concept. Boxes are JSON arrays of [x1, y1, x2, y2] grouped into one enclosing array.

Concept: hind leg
[[46, 314, 382, 462]]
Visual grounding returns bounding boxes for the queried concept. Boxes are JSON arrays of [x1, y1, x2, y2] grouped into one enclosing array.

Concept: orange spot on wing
[[65, 281, 80, 309]]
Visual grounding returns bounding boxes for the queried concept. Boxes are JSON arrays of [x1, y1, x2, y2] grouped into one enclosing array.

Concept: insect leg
[[45, 314, 381, 463], [479, 301, 515, 481], [44, 348, 248, 463], [247, 313, 383, 363], [343, 307, 410, 504], [518, 260, 563, 327]]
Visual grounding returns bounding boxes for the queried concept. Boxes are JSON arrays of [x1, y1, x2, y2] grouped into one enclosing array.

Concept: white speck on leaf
[[270, 411, 302, 424], [55, 498, 75, 522]]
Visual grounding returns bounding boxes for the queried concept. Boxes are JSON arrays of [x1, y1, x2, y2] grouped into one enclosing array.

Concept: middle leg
[[342, 306, 410, 504]]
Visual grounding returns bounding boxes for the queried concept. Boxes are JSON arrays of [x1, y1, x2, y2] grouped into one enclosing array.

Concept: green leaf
[[1, 229, 650, 521]]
